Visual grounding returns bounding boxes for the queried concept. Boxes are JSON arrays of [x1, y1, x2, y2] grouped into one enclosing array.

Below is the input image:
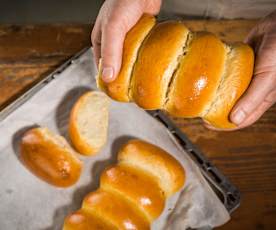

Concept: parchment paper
[[0, 49, 230, 230]]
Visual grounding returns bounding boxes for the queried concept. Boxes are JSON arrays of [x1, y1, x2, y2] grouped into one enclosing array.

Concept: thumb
[[100, 22, 127, 83], [230, 72, 276, 125]]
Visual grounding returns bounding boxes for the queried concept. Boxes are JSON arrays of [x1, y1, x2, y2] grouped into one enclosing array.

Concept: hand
[[92, 0, 161, 82], [206, 11, 276, 131]]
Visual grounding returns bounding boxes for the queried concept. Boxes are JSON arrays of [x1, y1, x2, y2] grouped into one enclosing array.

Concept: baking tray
[[0, 47, 240, 217], [148, 110, 240, 213]]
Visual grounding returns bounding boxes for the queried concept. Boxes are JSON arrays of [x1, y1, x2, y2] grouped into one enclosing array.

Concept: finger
[[100, 21, 127, 82], [91, 19, 102, 67], [244, 16, 275, 51], [235, 97, 275, 128], [230, 72, 276, 125], [244, 23, 265, 55], [203, 90, 275, 131], [244, 23, 259, 45], [92, 38, 101, 68]]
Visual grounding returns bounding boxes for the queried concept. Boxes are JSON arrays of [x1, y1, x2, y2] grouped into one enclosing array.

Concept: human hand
[[206, 10, 276, 131], [92, 0, 161, 83]]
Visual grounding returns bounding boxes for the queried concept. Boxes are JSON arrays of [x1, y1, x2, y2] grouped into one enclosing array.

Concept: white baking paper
[[0, 49, 230, 230]]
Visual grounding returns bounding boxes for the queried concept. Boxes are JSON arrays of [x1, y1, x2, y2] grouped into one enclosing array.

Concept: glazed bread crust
[[165, 32, 227, 117], [83, 190, 150, 230], [20, 127, 83, 187], [117, 139, 185, 197], [63, 210, 116, 230], [130, 21, 190, 109], [100, 164, 166, 222], [97, 14, 254, 129], [97, 14, 156, 102], [203, 43, 254, 128], [63, 139, 185, 229]]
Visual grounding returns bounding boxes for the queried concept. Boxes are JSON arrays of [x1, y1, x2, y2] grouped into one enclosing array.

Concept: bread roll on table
[[97, 14, 254, 129]]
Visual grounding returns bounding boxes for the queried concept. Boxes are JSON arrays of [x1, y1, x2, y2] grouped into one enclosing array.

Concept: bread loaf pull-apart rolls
[[97, 14, 254, 129], [63, 139, 185, 230], [20, 127, 83, 187]]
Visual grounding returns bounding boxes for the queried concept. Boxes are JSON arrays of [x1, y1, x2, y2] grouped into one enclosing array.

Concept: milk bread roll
[[203, 43, 254, 128], [117, 139, 185, 197], [165, 32, 227, 117], [97, 14, 156, 102], [63, 210, 116, 230], [100, 164, 166, 221], [20, 127, 82, 187], [130, 21, 190, 109], [82, 190, 150, 230]]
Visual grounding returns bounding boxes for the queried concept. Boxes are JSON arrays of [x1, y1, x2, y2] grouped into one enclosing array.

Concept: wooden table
[[0, 20, 275, 229]]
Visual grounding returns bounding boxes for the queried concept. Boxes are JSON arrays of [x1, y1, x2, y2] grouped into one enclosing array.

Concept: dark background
[[0, 0, 274, 24]]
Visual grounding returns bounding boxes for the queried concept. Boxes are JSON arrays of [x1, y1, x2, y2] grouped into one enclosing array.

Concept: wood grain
[[0, 24, 91, 109], [0, 20, 275, 229]]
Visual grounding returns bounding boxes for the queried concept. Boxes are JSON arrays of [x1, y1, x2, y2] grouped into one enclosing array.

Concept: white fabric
[[161, 0, 276, 19]]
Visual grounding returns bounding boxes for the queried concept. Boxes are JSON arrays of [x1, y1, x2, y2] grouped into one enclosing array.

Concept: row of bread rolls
[[20, 90, 186, 229], [98, 14, 254, 129], [63, 139, 185, 230], [20, 91, 110, 187]]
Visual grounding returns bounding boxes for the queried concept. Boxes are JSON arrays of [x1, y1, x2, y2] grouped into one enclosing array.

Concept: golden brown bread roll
[[20, 127, 83, 187], [97, 14, 254, 129], [69, 91, 110, 155], [118, 139, 185, 197], [203, 43, 254, 128], [63, 210, 116, 230], [100, 164, 165, 222], [165, 32, 227, 117], [63, 139, 185, 230], [98, 14, 156, 102], [83, 190, 150, 229], [130, 21, 189, 109]]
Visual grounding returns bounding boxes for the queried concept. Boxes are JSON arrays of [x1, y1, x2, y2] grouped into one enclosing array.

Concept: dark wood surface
[[0, 20, 275, 229]]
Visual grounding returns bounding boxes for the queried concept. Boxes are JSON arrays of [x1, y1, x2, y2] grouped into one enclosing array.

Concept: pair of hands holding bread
[[92, 0, 276, 131]]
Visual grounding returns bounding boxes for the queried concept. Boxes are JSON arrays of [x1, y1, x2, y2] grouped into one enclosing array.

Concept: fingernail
[[231, 109, 246, 125], [101, 67, 114, 82]]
